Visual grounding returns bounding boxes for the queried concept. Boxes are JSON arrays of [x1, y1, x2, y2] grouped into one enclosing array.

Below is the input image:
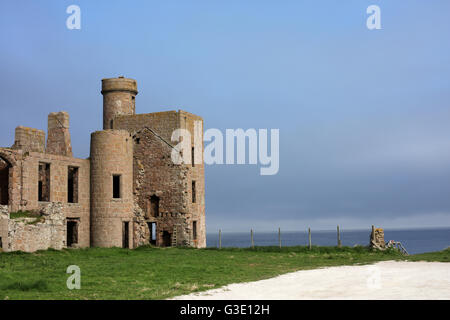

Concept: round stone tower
[[90, 130, 134, 248], [101, 76, 138, 130]]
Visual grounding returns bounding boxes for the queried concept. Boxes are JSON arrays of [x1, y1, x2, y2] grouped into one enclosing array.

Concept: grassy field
[[0, 246, 448, 300]]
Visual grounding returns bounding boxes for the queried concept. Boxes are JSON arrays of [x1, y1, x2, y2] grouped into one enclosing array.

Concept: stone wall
[[180, 111, 206, 248], [90, 130, 134, 248], [115, 110, 206, 248], [12, 126, 45, 153], [46, 112, 73, 157], [22, 152, 91, 248], [0, 148, 91, 247], [370, 226, 386, 249], [0, 205, 9, 251], [0, 203, 66, 252]]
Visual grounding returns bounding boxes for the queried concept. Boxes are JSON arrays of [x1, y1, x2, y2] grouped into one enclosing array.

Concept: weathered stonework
[[0, 76, 206, 252], [0, 203, 65, 252], [370, 226, 386, 249], [46, 112, 73, 157]]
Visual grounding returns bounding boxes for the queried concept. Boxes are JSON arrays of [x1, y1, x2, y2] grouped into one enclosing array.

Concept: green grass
[[9, 211, 37, 219], [8, 210, 43, 225], [0, 246, 447, 300], [404, 247, 450, 262]]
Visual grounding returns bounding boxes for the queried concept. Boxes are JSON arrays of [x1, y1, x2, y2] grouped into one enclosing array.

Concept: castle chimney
[[46, 111, 73, 157]]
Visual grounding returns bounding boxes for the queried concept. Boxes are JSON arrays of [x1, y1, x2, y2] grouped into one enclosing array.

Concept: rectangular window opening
[[191, 147, 195, 167], [68, 167, 79, 203], [192, 180, 196, 203], [113, 175, 121, 199], [38, 163, 50, 202], [193, 221, 197, 240]]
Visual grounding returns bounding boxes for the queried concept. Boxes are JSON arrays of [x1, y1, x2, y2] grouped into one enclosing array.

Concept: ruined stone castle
[[0, 77, 206, 252]]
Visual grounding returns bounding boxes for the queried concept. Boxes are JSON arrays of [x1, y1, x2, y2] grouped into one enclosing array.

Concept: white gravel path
[[172, 261, 450, 300]]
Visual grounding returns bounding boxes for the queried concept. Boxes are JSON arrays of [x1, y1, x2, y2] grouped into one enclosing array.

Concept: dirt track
[[172, 261, 450, 300]]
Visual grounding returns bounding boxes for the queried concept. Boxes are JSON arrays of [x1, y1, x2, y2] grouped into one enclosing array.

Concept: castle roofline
[[114, 109, 203, 120]]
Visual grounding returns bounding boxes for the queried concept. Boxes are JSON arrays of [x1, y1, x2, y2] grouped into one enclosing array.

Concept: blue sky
[[1, 1, 450, 231]]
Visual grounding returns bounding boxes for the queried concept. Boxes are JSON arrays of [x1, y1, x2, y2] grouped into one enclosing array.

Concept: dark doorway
[[147, 222, 156, 245], [122, 221, 129, 249], [0, 157, 10, 206], [67, 220, 78, 247], [162, 231, 172, 247]]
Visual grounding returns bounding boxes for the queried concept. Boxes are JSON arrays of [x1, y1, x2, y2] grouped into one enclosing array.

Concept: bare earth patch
[[172, 261, 450, 300]]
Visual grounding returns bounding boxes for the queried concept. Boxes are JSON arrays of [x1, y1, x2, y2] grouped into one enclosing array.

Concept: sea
[[206, 227, 450, 254]]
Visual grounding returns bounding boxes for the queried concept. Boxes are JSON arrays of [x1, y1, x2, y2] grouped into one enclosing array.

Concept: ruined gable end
[[12, 126, 45, 153], [46, 111, 73, 157]]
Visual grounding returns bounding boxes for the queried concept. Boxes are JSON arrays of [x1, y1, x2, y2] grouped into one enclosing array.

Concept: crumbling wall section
[[370, 226, 386, 249], [130, 129, 190, 247], [12, 126, 45, 153], [114, 110, 206, 248], [46, 112, 73, 157], [0, 203, 66, 253], [20, 152, 90, 247]]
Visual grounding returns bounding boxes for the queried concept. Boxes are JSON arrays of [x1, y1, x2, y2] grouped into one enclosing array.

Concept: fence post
[[251, 229, 254, 248], [308, 227, 312, 250], [337, 225, 341, 248], [278, 227, 281, 249], [219, 229, 222, 249]]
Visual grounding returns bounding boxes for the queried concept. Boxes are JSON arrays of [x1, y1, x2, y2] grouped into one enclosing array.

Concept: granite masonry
[[0, 77, 206, 252]]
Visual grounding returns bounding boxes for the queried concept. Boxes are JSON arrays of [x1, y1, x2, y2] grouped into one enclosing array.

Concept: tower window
[[192, 147, 195, 167], [192, 181, 196, 203], [113, 175, 121, 199], [193, 221, 197, 240]]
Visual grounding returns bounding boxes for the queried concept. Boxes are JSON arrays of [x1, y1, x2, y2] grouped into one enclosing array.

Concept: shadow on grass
[[1, 280, 49, 292]]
